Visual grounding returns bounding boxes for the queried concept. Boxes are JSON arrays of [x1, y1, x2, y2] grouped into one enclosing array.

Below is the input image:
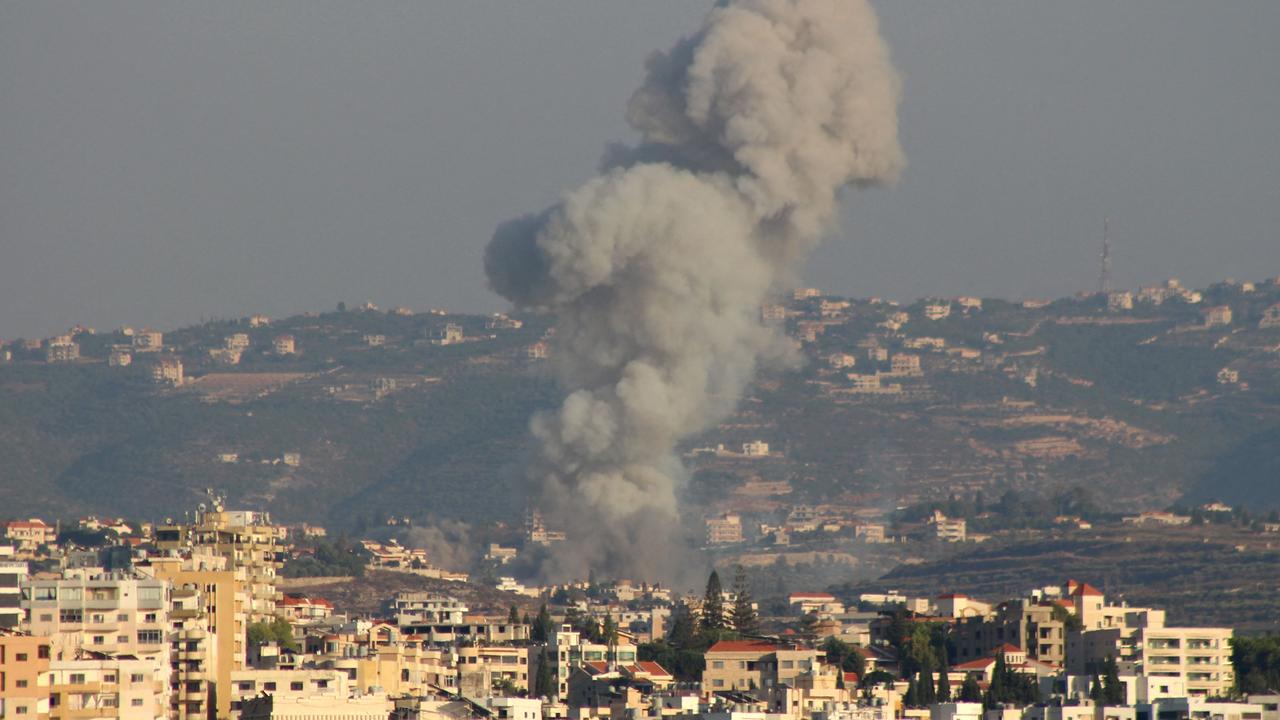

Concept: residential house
[[1203, 306, 1233, 327], [273, 335, 296, 355], [131, 329, 163, 352]]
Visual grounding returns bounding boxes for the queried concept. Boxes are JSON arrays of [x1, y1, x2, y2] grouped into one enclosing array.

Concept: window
[[39, 613, 52, 622], [34, 587, 56, 601], [103, 674, 116, 683], [264, 682, 277, 691], [62, 588, 83, 601], [69, 674, 86, 684], [238, 682, 254, 692], [131, 699, 145, 707], [713, 679, 725, 688], [117, 636, 128, 644], [38, 646, 49, 659], [139, 587, 162, 602], [145, 613, 158, 623], [15, 653, 28, 661], [60, 609, 83, 624], [130, 674, 145, 683], [711, 661, 724, 669], [93, 636, 104, 645], [291, 682, 304, 691], [137, 630, 163, 644], [92, 614, 105, 623], [16, 705, 29, 714], [117, 614, 128, 622], [17, 679, 29, 688]]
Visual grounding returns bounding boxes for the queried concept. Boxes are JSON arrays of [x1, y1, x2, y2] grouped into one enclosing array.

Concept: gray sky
[[2, 1, 1277, 339]]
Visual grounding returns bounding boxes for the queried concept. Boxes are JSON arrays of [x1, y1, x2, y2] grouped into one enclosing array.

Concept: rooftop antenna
[[1098, 217, 1112, 295]]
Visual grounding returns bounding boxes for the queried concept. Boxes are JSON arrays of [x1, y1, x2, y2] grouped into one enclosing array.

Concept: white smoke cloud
[[484, 0, 904, 581]]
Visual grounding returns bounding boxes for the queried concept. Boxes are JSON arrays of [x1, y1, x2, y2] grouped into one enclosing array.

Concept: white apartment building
[[22, 572, 170, 664]]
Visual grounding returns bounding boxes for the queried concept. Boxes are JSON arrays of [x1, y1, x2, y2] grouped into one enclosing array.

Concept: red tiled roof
[[1072, 583, 1103, 597], [842, 672, 860, 684], [996, 643, 1021, 653], [937, 593, 969, 599], [707, 639, 783, 654], [584, 661, 610, 675], [953, 657, 995, 671]]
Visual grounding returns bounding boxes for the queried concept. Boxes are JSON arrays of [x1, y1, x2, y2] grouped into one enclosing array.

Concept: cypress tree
[[730, 565, 759, 635], [937, 652, 951, 702], [959, 674, 982, 702], [701, 570, 726, 632]]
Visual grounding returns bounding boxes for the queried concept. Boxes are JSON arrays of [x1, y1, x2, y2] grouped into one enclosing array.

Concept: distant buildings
[[131, 329, 163, 352], [273, 335, 297, 355], [924, 302, 952, 320], [44, 336, 79, 363], [1203, 305, 1233, 327], [431, 323, 464, 346], [705, 514, 743, 545], [151, 357, 184, 386]]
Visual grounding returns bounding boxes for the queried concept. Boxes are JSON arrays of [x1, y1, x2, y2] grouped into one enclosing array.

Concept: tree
[[918, 661, 936, 706], [936, 652, 951, 702], [1102, 656, 1124, 705], [508, 605, 521, 625], [668, 602, 697, 648], [700, 570, 726, 632], [603, 612, 619, 648], [959, 674, 982, 702], [729, 565, 759, 635], [532, 603, 554, 643], [534, 647, 554, 698], [823, 637, 866, 675], [904, 677, 920, 707], [1089, 674, 1104, 703], [247, 617, 297, 651]]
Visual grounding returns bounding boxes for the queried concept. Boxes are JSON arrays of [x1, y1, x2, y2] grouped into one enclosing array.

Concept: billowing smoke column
[[485, 0, 904, 580]]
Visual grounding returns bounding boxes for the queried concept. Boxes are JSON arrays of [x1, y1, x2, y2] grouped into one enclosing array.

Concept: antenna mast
[[1098, 217, 1112, 294]]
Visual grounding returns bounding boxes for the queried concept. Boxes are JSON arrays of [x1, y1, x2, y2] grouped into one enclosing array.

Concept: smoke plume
[[484, 0, 904, 581]]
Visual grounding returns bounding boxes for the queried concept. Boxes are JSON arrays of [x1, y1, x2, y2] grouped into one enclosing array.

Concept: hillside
[[2, 278, 1279, 533]]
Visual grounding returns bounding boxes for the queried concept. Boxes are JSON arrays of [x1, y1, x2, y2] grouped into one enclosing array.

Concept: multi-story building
[[143, 552, 248, 720], [5, 520, 56, 555], [456, 646, 531, 695], [927, 511, 967, 542], [47, 652, 168, 720], [0, 630, 52, 720], [706, 515, 744, 545], [45, 339, 80, 363], [21, 572, 170, 665], [150, 359, 183, 386], [546, 625, 638, 700], [154, 504, 284, 622], [1, 560, 30, 628], [1063, 582, 1233, 698], [701, 640, 822, 699], [131, 330, 163, 353], [390, 593, 467, 627], [952, 599, 1064, 666], [108, 349, 132, 368], [272, 336, 296, 355]]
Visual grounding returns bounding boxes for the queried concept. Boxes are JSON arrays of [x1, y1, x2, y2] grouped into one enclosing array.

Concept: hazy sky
[[2, 1, 1278, 339]]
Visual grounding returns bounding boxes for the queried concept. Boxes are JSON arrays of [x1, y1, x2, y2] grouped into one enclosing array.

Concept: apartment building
[[701, 640, 823, 699], [143, 553, 248, 720], [272, 336, 296, 355], [952, 599, 1065, 666], [547, 626, 638, 700], [0, 631, 52, 720], [21, 573, 169, 664], [1063, 583, 1233, 698], [1, 561, 29, 628], [48, 654, 167, 720], [154, 506, 283, 622], [706, 515, 744, 545], [131, 331, 163, 353], [149, 359, 183, 386], [456, 646, 531, 694]]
